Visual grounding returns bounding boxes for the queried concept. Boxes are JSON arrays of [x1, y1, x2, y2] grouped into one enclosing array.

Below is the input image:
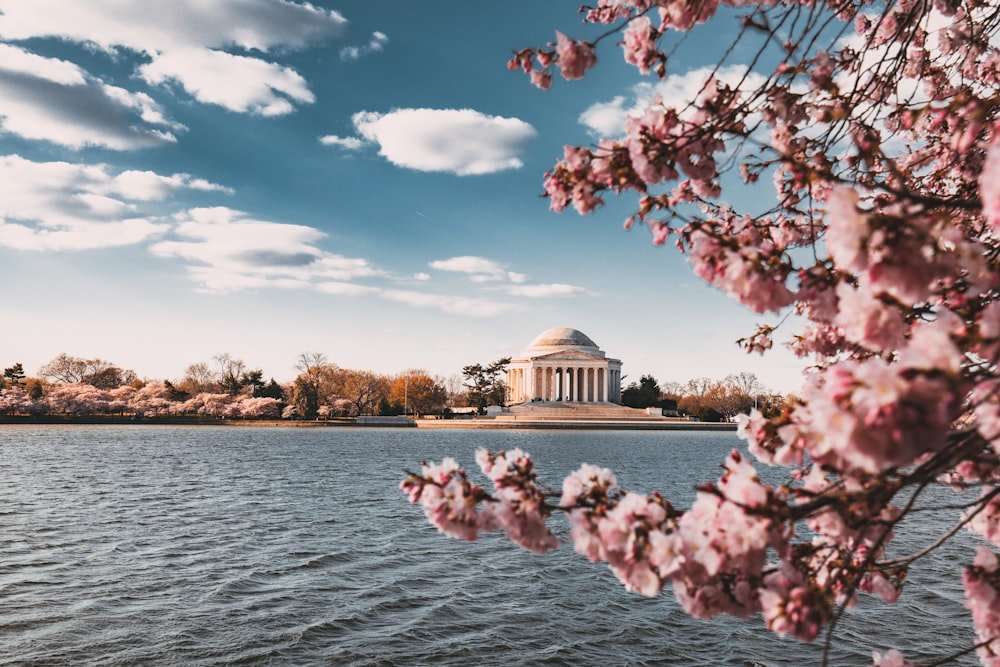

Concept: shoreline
[[0, 415, 737, 431]]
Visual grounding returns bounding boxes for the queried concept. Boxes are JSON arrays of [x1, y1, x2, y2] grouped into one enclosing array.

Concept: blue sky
[[0, 0, 803, 393]]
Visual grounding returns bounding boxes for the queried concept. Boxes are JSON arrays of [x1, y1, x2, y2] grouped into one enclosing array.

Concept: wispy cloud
[[380, 289, 518, 317], [340, 108, 536, 175], [429, 255, 592, 300], [340, 31, 388, 61], [319, 135, 366, 150], [502, 283, 593, 298], [0, 155, 229, 251], [150, 207, 383, 292], [429, 255, 525, 283]]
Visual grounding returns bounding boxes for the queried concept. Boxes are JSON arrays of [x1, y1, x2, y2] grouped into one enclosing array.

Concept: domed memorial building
[[505, 328, 622, 404]]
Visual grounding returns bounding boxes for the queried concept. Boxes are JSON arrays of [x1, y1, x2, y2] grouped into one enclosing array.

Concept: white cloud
[[0, 0, 347, 54], [578, 96, 630, 137], [0, 155, 228, 251], [502, 283, 592, 298], [340, 31, 388, 61], [0, 0, 346, 119], [0, 218, 165, 252], [319, 135, 366, 150], [110, 171, 233, 201], [351, 108, 536, 175], [0, 43, 85, 85], [150, 207, 384, 292], [429, 255, 524, 282], [0, 44, 182, 149], [140, 48, 314, 116], [413, 272, 431, 281]]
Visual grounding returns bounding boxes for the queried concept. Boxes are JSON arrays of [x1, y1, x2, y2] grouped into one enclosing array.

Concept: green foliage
[[462, 357, 510, 413], [260, 379, 284, 400], [290, 375, 319, 420], [621, 374, 662, 408], [3, 363, 25, 383]]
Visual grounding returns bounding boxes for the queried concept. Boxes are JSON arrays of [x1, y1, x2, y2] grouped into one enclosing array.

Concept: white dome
[[521, 327, 604, 358]]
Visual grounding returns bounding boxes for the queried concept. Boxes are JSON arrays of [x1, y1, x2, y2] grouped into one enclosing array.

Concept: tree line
[[0, 353, 462, 420], [0, 353, 787, 421], [621, 372, 788, 421]]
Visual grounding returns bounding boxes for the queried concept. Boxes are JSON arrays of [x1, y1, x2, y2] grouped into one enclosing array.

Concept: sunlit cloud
[[0, 44, 182, 150], [0, 155, 228, 251], [347, 108, 536, 175], [0, 0, 347, 52], [0, 0, 346, 119], [139, 48, 314, 116]]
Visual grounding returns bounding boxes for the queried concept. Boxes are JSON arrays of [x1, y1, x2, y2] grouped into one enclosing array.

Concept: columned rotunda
[[506, 327, 622, 404]]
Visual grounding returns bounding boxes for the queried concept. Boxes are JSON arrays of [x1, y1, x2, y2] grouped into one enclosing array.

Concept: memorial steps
[[500, 401, 666, 421], [414, 401, 736, 430]]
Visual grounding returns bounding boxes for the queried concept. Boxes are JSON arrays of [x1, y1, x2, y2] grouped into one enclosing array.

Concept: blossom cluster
[[0, 382, 284, 419], [401, 448, 558, 553], [409, 0, 1000, 664]]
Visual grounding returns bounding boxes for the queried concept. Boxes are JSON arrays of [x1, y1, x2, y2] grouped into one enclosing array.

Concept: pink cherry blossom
[[964, 547, 1000, 666], [554, 32, 596, 80], [982, 132, 1000, 232], [621, 15, 661, 74], [871, 649, 916, 667], [406, 2, 1000, 663], [400, 458, 489, 541]]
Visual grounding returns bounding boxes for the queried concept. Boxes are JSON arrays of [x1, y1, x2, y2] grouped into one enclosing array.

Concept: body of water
[[0, 425, 979, 665]]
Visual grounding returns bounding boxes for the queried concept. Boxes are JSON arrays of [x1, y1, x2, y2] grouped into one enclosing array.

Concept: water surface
[[0, 426, 980, 665]]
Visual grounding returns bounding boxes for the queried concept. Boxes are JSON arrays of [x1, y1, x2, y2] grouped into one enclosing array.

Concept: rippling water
[[0, 425, 981, 666]]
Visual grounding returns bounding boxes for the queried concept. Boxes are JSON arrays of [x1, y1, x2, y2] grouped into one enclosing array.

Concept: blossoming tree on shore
[[402, 1, 1000, 665]]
